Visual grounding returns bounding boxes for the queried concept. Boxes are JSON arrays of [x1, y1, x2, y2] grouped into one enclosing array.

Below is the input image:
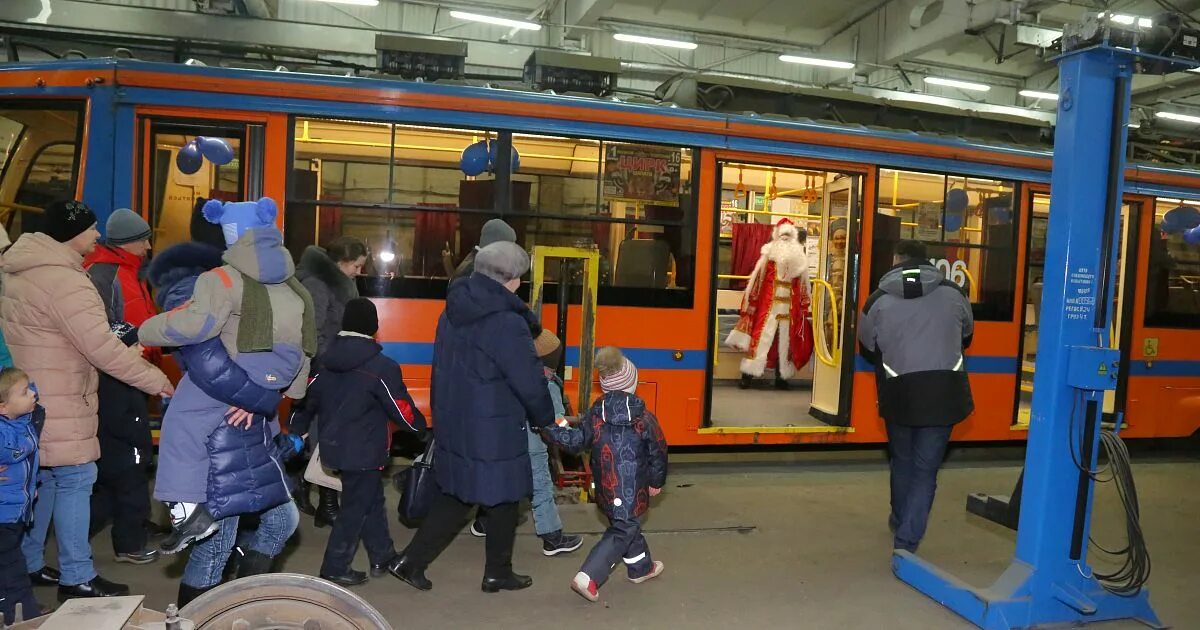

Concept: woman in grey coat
[[294, 236, 368, 525]]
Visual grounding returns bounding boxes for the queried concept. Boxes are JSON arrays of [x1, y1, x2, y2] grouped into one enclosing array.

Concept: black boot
[[236, 550, 274, 578], [738, 374, 753, 390], [314, 487, 340, 528], [388, 554, 432, 591], [774, 374, 790, 390], [177, 582, 216, 609], [160, 504, 218, 555], [294, 480, 316, 517]]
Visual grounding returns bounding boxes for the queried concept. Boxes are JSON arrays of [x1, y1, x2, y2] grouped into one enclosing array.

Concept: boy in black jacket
[[544, 347, 668, 602], [288, 299, 426, 586]]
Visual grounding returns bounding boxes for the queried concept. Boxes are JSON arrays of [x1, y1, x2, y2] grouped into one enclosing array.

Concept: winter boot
[[236, 550, 274, 578], [738, 374, 753, 389], [774, 373, 790, 390], [294, 480, 316, 516], [160, 503, 218, 555], [176, 582, 217, 609], [540, 530, 584, 556], [314, 487, 340, 528]]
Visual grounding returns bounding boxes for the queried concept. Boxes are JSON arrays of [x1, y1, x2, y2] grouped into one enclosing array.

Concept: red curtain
[[730, 222, 773, 290], [414, 211, 459, 277]]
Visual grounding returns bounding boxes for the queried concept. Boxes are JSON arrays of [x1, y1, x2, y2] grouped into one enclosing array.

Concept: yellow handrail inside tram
[[810, 278, 840, 367]]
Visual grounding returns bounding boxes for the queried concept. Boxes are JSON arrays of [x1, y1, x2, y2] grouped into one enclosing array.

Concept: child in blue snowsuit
[[0, 368, 44, 624], [543, 347, 668, 602], [138, 198, 314, 553]]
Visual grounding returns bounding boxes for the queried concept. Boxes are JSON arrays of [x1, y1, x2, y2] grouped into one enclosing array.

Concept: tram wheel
[[178, 573, 392, 630]]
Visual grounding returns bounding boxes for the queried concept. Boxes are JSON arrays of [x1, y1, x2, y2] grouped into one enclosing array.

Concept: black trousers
[[403, 492, 518, 579], [0, 523, 39, 624], [320, 469, 394, 576], [90, 463, 150, 554]]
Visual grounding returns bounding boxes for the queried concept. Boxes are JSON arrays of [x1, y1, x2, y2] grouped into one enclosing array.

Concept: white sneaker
[[628, 560, 665, 584], [571, 571, 599, 602]]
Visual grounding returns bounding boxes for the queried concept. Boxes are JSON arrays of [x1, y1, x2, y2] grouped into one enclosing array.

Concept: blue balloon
[[488, 140, 520, 173], [460, 140, 489, 177], [176, 141, 203, 175], [197, 136, 235, 165], [1162, 206, 1200, 234], [944, 188, 969, 232], [1186, 225, 1200, 246]]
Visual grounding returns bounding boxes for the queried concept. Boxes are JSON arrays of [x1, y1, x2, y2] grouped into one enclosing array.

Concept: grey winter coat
[[858, 262, 974, 427], [297, 246, 359, 358]]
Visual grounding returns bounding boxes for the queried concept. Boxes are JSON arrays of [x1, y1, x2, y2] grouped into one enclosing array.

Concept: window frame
[[871, 167, 1022, 322], [285, 114, 701, 308], [1144, 200, 1200, 329], [0, 100, 86, 226]]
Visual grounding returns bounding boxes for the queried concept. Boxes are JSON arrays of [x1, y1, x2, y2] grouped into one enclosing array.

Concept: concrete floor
[[44, 449, 1200, 629]]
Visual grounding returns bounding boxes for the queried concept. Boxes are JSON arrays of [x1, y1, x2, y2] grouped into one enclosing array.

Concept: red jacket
[[84, 245, 159, 360]]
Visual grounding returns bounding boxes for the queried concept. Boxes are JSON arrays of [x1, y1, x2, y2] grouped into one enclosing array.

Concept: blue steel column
[[890, 47, 1161, 630]]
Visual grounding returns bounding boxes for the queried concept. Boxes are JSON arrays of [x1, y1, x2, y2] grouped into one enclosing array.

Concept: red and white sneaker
[[571, 572, 599, 602], [628, 560, 665, 584]]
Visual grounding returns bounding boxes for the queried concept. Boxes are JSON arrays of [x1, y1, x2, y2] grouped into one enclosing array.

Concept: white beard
[[765, 239, 807, 282]]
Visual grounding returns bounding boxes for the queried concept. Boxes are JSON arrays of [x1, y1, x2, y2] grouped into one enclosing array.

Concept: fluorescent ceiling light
[[924, 76, 991, 92], [1128, 122, 1141, 129], [449, 10, 541, 31], [613, 33, 698, 50], [313, 0, 380, 5], [1019, 89, 1058, 100], [1156, 111, 1200, 124], [1101, 12, 1152, 28], [1138, 17, 1153, 28], [778, 55, 854, 69]]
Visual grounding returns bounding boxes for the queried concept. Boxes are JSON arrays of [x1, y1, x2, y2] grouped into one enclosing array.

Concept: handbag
[[397, 438, 438, 528], [304, 444, 342, 492]]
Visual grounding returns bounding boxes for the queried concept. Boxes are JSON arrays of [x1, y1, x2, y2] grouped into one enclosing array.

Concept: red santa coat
[[726, 259, 813, 379]]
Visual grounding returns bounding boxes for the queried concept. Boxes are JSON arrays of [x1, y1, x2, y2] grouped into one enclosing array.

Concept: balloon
[[487, 140, 520, 173], [944, 188, 969, 233], [1162, 206, 1200, 234], [197, 136, 235, 165], [1186, 225, 1200, 246], [460, 140, 489, 177], [176, 141, 203, 175]]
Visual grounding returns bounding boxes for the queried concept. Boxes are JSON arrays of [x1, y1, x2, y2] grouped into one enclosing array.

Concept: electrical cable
[[1089, 429, 1152, 596]]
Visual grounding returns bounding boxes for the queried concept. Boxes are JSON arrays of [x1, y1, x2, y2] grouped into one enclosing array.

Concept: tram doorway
[[706, 161, 862, 430]]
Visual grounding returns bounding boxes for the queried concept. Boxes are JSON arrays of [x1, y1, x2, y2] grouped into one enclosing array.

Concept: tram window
[[288, 118, 698, 307], [512, 136, 696, 307], [146, 128, 245, 253], [872, 169, 1018, 321], [0, 102, 84, 240], [1145, 201, 1200, 328]]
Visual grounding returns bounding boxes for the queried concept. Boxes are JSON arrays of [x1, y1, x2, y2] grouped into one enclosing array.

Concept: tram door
[[1019, 193, 1138, 424], [707, 161, 861, 430], [137, 118, 265, 253]]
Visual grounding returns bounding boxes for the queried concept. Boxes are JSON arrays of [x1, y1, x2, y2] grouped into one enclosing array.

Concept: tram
[[0, 59, 1197, 447]]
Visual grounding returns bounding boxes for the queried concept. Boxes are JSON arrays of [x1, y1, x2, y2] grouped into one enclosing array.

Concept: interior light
[[449, 10, 542, 31], [1128, 122, 1141, 129], [923, 76, 991, 92], [1156, 111, 1200, 124], [379, 250, 396, 263], [778, 55, 855, 70], [311, 0, 380, 6], [1019, 89, 1059, 101], [1138, 17, 1153, 28], [613, 33, 698, 50]]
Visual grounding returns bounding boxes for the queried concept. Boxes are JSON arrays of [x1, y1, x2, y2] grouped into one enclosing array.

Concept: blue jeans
[[528, 429, 562, 536], [182, 500, 299, 589], [884, 422, 953, 553], [22, 463, 98, 586]]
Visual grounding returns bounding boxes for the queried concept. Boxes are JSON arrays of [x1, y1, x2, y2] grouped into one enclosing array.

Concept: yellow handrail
[[810, 278, 840, 367], [960, 266, 978, 302]]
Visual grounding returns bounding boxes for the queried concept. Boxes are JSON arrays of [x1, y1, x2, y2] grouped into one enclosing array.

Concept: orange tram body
[[1, 59, 1198, 448]]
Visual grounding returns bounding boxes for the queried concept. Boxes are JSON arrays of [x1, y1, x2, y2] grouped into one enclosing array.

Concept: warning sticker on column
[[1065, 267, 1095, 321]]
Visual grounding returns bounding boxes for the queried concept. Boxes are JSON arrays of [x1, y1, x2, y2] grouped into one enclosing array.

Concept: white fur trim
[[725, 328, 752, 352], [739, 282, 799, 378]]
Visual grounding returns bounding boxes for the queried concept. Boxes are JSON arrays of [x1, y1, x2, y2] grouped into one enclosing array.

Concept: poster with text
[[916, 202, 942, 241], [603, 144, 681, 205]]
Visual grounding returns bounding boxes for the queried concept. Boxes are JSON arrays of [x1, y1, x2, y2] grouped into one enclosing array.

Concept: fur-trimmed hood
[[147, 241, 225, 310], [296, 246, 356, 302]]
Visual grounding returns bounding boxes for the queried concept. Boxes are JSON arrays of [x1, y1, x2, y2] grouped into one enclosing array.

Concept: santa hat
[[773, 218, 799, 239]]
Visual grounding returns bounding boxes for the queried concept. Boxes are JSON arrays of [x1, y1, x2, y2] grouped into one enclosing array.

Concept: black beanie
[[342, 298, 379, 336], [189, 197, 227, 251], [43, 200, 97, 243]]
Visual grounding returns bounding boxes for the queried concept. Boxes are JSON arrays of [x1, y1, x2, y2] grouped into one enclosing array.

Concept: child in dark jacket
[[543, 347, 668, 602], [0, 368, 44, 624], [289, 298, 426, 586]]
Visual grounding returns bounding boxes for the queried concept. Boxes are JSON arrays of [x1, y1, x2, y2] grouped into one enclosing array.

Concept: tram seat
[[615, 239, 671, 288]]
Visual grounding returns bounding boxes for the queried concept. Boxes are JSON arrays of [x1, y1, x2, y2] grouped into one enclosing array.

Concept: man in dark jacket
[[858, 240, 974, 553], [290, 298, 425, 586], [84, 208, 159, 566], [390, 241, 555, 593]]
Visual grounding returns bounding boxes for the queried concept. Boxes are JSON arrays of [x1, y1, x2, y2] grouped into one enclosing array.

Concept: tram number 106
[[931, 258, 969, 289]]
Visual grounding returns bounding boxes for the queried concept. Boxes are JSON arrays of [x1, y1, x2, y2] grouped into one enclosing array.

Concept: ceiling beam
[[877, 0, 1011, 66], [565, 0, 615, 26], [697, 0, 724, 20]]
